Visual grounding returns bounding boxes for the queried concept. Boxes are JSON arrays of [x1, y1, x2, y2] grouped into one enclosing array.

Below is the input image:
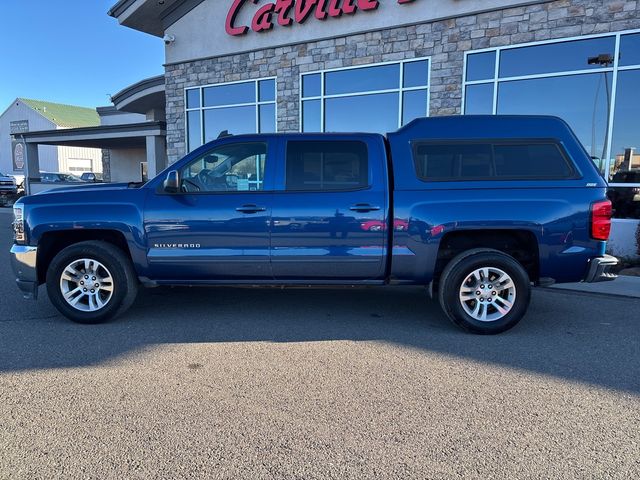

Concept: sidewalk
[[550, 275, 640, 298]]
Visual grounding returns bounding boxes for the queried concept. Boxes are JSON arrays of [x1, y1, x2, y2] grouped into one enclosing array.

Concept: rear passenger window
[[413, 142, 574, 181], [414, 144, 492, 179], [286, 141, 369, 191]]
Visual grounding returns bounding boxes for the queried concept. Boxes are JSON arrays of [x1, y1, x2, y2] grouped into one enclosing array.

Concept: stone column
[[101, 149, 112, 182]]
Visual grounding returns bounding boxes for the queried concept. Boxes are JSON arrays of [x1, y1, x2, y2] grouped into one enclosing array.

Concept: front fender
[[23, 191, 149, 274]]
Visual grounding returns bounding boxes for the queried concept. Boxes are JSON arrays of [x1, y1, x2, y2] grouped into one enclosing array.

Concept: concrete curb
[[547, 276, 640, 299]]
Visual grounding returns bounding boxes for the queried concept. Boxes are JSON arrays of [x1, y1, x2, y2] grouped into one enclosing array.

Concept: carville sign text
[[226, 0, 416, 36]]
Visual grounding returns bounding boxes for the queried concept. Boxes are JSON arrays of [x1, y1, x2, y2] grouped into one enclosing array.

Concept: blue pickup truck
[[9, 116, 617, 334]]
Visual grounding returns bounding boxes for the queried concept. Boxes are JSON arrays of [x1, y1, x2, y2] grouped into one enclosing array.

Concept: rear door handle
[[236, 204, 267, 214], [350, 204, 381, 213]]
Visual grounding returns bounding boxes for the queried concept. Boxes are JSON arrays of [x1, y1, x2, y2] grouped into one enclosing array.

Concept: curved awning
[[111, 75, 165, 115]]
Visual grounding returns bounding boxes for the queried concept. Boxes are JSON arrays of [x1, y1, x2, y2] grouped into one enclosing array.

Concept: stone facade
[[101, 149, 111, 182], [165, 0, 640, 163]]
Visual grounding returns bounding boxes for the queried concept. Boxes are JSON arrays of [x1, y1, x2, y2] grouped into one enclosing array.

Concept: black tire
[[46, 241, 139, 324], [438, 248, 531, 334]]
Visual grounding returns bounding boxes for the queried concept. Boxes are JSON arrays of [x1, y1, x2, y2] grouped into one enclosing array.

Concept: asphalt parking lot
[[0, 207, 639, 479]]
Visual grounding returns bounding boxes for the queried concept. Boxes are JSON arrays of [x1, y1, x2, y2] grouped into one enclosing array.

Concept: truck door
[[143, 139, 274, 281], [270, 135, 389, 281]]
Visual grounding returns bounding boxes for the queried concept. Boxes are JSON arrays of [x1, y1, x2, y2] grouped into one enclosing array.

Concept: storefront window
[[402, 89, 429, 125], [301, 58, 430, 133], [185, 78, 276, 152], [497, 73, 611, 160], [325, 64, 399, 95], [187, 111, 201, 152], [302, 74, 321, 97], [609, 70, 640, 183], [619, 33, 640, 67], [325, 93, 399, 133], [204, 82, 255, 107], [498, 37, 615, 78], [186, 89, 200, 109], [466, 52, 496, 82], [464, 83, 493, 114], [203, 106, 255, 143], [463, 30, 640, 194]]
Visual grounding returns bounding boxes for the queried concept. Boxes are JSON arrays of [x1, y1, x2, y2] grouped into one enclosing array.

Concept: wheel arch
[[36, 229, 134, 284], [433, 229, 540, 290]]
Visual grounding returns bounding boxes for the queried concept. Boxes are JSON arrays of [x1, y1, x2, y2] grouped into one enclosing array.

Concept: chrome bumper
[[584, 254, 618, 283], [9, 244, 39, 299]]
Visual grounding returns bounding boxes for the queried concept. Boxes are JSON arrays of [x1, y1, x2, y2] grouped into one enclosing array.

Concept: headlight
[[13, 203, 25, 243]]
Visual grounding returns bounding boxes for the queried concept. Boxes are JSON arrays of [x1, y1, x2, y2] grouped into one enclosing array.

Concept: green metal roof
[[19, 98, 100, 128]]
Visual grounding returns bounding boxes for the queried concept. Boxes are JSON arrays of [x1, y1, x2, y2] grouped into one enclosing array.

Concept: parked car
[[39, 172, 84, 183], [607, 170, 640, 219], [0, 172, 19, 207], [9, 116, 617, 334], [80, 172, 104, 183]]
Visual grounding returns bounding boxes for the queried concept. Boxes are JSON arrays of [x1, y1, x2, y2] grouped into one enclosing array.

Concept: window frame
[[411, 138, 580, 183], [299, 57, 431, 133], [282, 139, 372, 193], [461, 28, 640, 189], [184, 77, 278, 153]]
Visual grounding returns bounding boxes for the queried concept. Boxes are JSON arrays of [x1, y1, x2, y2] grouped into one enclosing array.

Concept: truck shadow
[[0, 281, 638, 395]]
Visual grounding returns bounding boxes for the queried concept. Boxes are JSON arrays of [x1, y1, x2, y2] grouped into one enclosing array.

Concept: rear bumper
[[9, 245, 39, 299], [584, 255, 618, 283]]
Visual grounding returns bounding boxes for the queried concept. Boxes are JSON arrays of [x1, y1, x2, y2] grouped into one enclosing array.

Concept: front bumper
[[9, 245, 39, 299], [584, 254, 618, 283]]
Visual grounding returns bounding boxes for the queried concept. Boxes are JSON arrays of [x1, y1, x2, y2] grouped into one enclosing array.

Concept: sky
[[0, 0, 165, 110]]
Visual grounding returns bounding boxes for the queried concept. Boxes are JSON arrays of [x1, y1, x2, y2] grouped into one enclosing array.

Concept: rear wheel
[[46, 241, 138, 324], [438, 249, 531, 334]]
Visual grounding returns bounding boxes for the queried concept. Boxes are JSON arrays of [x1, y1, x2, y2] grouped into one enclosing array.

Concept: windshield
[[60, 173, 83, 182]]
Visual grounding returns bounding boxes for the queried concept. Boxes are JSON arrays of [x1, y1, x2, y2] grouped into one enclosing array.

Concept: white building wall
[[609, 221, 640, 259], [0, 99, 58, 174], [100, 112, 145, 126], [57, 145, 103, 174], [109, 148, 146, 183]]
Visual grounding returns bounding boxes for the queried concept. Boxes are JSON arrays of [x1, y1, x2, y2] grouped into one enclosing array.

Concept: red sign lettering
[[226, 0, 415, 36]]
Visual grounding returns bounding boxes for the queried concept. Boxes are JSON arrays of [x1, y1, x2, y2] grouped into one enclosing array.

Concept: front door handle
[[350, 204, 381, 213], [236, 204, 267, 214]]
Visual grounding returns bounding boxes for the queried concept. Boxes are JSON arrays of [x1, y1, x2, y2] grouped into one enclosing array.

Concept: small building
[[0, 98, 103, 179], [15, 75, 167, 193]]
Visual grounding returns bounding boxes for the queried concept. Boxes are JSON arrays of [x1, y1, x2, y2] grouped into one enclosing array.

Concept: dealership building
[[107, 0, 640, 255]]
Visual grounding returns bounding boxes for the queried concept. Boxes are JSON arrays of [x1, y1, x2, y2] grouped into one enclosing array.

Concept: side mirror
[[163, 170, 181, 193]]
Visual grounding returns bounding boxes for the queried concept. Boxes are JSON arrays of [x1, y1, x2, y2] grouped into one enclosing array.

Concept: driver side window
[[180, 142, 267, 193]]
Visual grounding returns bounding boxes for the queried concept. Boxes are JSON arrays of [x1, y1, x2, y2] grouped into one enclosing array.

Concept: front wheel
[[46, 241, 138, 324], [438, 249, 531, 334]]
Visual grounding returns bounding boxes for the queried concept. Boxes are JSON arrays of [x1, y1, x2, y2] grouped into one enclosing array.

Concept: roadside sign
[[12, 140, 25, 171], [10, 120, 29, 135]]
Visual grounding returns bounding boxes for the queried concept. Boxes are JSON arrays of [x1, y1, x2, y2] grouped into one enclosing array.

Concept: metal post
[[20, 135, 30, 196]]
